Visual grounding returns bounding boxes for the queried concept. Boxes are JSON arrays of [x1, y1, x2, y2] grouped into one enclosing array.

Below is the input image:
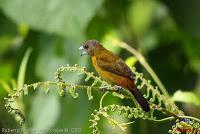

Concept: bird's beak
[[79, 46, 87, 56]]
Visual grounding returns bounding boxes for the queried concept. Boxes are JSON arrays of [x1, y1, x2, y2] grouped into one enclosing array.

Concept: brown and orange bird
[[79, 40, 150, 112]]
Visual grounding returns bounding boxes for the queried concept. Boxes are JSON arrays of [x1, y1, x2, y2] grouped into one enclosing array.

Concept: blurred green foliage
[[0, 0, 199, 133]]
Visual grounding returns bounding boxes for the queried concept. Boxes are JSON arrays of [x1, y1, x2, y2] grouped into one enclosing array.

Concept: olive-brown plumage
[[79, 40, 150, 112]]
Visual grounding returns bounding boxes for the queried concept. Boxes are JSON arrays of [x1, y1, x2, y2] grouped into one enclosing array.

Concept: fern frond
[[4, 64, 199, 134]]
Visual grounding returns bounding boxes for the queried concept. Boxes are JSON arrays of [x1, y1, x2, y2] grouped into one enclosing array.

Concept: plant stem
[[153, 115, 200, 123], [100, 91, 109, 109]]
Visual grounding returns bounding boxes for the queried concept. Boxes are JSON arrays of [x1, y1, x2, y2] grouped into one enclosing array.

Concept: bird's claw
[[114, 85, 123, 93], [100, 86, 107, 92]]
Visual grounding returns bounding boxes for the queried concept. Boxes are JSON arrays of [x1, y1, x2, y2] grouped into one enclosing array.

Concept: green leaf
[[112, 92, 124, 99], [17, 23, 29, 37], [27, 33, 91, 133], [138, 30, 158, 52], [68, 86, 79, 99], [172, 90, 200, 106], [125, 56, 138, 68], [0, 12, 18, 57], [0, 79, 12, 93], [128, 0, 156, 36], [23, 84, 28, 95], [87, 87, 93, 100], [101, 30, 122, 54], [29, 90, 60, 130], [17, 48, 32, 89], [0, 0, 103, 38], [35, 35, 87, 80], [0, 63, 13, 81]]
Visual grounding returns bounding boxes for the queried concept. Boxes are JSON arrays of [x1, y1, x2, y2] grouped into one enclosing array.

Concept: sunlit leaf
[[125, 56, 137, 68], [17, 48, 32, 89], [128, 0, 156, 36], [17, 23, 29, 37], [102, 30, 122, 54], [172, 90, 200, 106]]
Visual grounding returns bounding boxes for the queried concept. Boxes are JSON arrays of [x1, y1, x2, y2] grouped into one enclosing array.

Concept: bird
[[79, 40, 150, 112]]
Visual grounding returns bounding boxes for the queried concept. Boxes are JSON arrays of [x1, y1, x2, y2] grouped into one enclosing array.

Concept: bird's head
[[79, 40, 100, 56]]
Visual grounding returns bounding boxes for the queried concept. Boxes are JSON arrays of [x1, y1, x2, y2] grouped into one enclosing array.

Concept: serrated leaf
[[33, 83, 38, 90], [68, 86, 79, 99], [85, 75, 91, 82], [44, 81, 50, 94], [87, 87, 93, 100], [91, 79, 98, 86], [23, 84, 28, 95], [112, 92, 124, 99]]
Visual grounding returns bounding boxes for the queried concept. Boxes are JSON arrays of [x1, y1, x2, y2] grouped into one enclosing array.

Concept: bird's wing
[[96, 57, 134, 80]]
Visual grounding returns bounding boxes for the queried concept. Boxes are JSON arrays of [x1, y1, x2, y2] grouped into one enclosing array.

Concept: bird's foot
[[114, 85, 123, 93]]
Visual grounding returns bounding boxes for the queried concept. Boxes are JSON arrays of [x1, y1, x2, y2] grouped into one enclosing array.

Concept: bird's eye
[[84, 45, 88, 49]]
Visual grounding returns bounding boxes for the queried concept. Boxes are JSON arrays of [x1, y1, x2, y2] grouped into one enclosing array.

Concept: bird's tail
[[130, 87, 150, 112]]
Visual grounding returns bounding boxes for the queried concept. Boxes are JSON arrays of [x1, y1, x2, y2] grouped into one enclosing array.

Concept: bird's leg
[[114, 85, 123, 93]]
